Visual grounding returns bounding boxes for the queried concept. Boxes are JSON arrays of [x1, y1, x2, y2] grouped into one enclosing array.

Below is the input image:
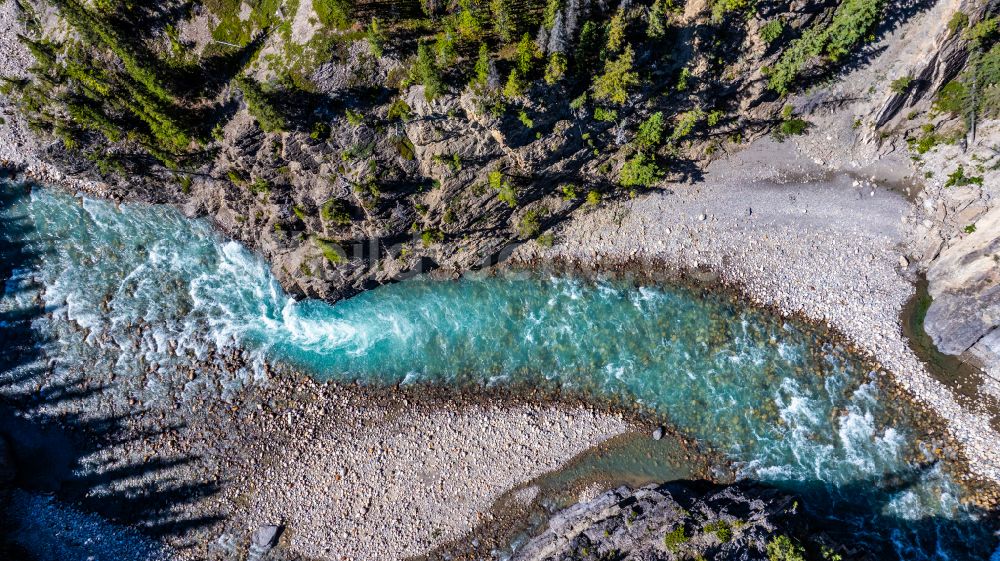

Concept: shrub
[[517, 208, 545, 238], [944, 165, 983, 187], [536, 232, 555, 247], [393, 136, 416, 160], [594, 107, 618, 122], [663, 526, 688, 552], [544, 52, 568, 84], [586, 190, 602, 206], [366, 18, 386, 57], [890, 75, 914, 94], [760, 19, 784, 44], [676, 67, 691, 91], [768, 0, 886, 94], [311, 121, 330, 140], [314, 237, 345, 264], [421, 228, 444, 246], [948, 11, 969, 35], [671, 109, 703, 141], [345, 109, 364, 127], [472, 43, 492, 89], [766, 535, 806, 561], [620, 153, 663, 187], [498, 183, 518, 207], [711, 0, 753, 22], [704, 520, 732, 543], [606, 7, 627, 54], [777, 117, 808, 138], [560, 184, 579, 200], [965, 223, 977, 233], [490, 0, 518, 43], [647, 0, 669, 38], [387, 98, 412, 121], [519, 110, 534, 129], [320, 198, 352, 226]]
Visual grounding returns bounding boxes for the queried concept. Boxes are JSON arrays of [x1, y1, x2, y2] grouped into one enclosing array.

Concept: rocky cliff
[[0, 0, 910, 301]]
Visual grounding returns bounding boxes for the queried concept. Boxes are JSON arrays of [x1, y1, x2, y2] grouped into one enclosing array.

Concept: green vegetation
[[774, 105, 808, 140], [387, 98, 412, 122], [619, 153, 663, 187], [908, 123, 963, 154], [586, 190, 602, 206], [314, 237, 345, 264], [933, 21, 1000, 126], [367, 18, 387, 58], [345, 109, 364, 127], [636, 112, 665, 150], [517, 208, 546, 238], [663, 526, 688, 552], [767, 0, 886, 94], [703, 520, 732, 543], [965, 223, 977, 234], [948, 11, 970, 36], [890, 75, 914, 94], [594, 107, 619, 122], [766, 535, 806, 561], [944, 165, 984, 187], [472, 43, 493, 89], [560, 184, 579, 200], [671, 109, 704, 142], [504, 33, 540, 98], [415, 41, 444, 100], [710, 0, 753, 22], [593, 45, 640, 105], [237, 76, 287, 133], [421, 228, 445, 246], [313, 0, 353, 29], [489, 170, 518, 207], [760, 19, 785, 44], [519, 110, 535, 129], [320, 198, 352, 226]]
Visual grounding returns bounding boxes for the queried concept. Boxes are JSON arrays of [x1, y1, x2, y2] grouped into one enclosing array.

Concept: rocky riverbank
[[512, 482, 809, 561], [517, 134, 1000, 485]]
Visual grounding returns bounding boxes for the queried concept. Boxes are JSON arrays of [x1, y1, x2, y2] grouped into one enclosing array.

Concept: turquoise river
[[0, 182, 997, 560]]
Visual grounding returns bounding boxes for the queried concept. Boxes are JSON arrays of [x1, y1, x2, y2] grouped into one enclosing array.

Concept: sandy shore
[[518, 137, 1000, 484]]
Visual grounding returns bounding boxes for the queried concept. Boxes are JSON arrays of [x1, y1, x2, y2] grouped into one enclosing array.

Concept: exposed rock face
[[512, 482, 806, 561], [925, 206, 1000, 358]]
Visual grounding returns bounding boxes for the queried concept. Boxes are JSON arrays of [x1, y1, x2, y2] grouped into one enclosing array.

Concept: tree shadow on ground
[[0, 174, 222, 560]]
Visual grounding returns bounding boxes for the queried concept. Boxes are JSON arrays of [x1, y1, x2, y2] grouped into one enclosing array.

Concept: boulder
[[924, 206, 1000, 356]]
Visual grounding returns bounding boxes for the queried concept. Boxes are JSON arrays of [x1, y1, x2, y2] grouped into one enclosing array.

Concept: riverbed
[[0, 181, 997, 560]]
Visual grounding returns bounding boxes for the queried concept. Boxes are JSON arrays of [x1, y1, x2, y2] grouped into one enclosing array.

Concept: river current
[[0, 182, 996, 559]]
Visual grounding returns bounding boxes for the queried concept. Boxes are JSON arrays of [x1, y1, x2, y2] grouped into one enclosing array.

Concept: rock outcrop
[[512, 482, 812, 561], [925, 205, 1000, 363]]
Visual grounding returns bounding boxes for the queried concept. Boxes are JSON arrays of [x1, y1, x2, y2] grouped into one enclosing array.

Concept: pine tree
[[636, 111, 664, 149], [606, 6, 627, 54], [647, 0, 667, 38], [471, 43, 492, 89], [592, 45, 639, 105], [544, 52, 568, 84], [491, 0, 517, 43], [415, 41, 444, 100]]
